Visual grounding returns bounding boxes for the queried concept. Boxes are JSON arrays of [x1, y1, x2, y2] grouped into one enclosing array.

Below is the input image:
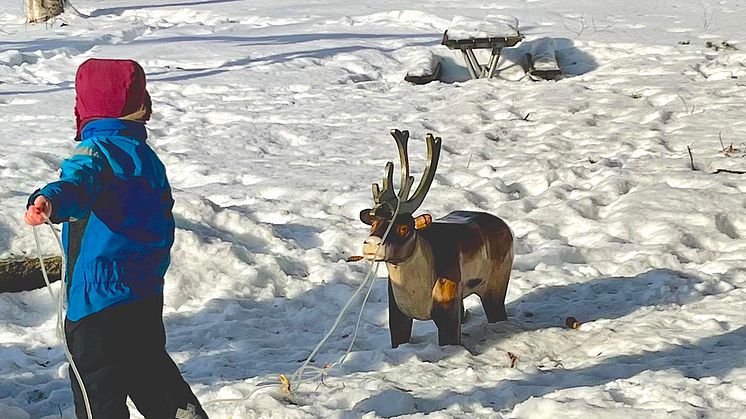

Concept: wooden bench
[[441, 30, 523, 79]]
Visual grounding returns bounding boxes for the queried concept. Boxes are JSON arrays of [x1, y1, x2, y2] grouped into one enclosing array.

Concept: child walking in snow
[[24, 58, 208, 419]]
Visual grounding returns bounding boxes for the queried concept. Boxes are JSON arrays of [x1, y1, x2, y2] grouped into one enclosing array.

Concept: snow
[[446, 16, 518, 40], [1, 0, 746, 417]]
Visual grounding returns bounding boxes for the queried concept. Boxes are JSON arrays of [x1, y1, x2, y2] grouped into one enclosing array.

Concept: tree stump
[[0, 256, 61, 293], [25, 0, 64, 23]]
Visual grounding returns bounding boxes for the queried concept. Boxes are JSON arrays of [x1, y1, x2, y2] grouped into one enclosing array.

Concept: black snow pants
[[64, 295, 208, 419]]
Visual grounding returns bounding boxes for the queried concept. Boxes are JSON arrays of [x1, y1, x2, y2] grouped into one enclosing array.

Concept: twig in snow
[[690, 137, 746, 174], [718, 131, 746, 157], [688, 146, 697, 171], [689, 64, 709, 80], [507, 105, 531, 121], [561, 13, 616, 38], [590, 16, 616, 33], [508, 352, 518, 368], [720, 131, 726, 151], [563, 13, 588, 37], [507, 17, 523, 38], [676, 92, 698, 115], [699, 0, 716, 32], [677, 92, 689, 113]]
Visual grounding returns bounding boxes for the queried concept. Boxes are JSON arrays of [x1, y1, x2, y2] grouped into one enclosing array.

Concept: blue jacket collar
[[79, 118, 148, 142]]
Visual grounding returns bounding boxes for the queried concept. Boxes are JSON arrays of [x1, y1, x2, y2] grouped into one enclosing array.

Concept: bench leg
[[460, 50, 479, 79], [486, 47, 502, 78], [465, 49, 485, 78]]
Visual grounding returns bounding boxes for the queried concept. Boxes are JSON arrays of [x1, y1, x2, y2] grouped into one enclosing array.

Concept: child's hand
[[24, 196, 52, 226]]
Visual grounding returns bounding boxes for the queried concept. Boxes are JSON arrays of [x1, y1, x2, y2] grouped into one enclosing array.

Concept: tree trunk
[[25, 0, 64, 23]]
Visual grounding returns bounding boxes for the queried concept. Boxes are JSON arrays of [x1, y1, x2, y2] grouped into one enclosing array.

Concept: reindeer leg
[[480, 288, 508, 323], [431, 277, 462, 346], [388, 278, 413, 348]]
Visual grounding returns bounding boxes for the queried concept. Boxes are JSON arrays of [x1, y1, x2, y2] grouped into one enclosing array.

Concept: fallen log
[[0, 256, 61, 293]]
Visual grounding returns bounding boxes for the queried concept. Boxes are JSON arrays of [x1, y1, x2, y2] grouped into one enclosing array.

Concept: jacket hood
[[74, 58, 152, 140]]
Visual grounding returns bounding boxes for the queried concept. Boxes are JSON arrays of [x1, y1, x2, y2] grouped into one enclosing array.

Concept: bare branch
[[676, 91, 698, 114], [507, 17, 523, 38], [561, 13, 615, 38], [687, 145, 697, 171], [699, 0, 716, 31], [720, 131, 726, 152], [562, 13, 587, 37]]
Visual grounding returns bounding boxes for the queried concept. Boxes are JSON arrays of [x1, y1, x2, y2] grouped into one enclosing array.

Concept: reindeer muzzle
[[363, 236, 386, 261]]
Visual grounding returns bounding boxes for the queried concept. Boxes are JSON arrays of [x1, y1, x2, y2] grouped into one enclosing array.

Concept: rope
[[33, 221, 93, 419], [288, 196, 401, 391], [206, 197, 402, 407], [287, 262, 381, 389]]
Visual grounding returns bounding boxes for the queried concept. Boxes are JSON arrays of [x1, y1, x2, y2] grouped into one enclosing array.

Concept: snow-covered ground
[[2, 0, 746, 417]]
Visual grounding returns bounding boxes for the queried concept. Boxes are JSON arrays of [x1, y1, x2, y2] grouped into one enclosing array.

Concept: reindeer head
[[360, 129, 441, 263]]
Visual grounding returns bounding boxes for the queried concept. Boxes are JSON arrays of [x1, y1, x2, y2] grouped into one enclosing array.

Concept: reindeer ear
[[360, 209, 374, 225], [414, 213, 432, 230]]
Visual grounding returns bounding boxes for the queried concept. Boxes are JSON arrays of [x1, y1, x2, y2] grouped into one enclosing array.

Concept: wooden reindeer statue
[[360, 129, 514, 347]]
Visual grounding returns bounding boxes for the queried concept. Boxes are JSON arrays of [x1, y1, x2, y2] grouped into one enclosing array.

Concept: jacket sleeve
[[29, 141, 108, 223]]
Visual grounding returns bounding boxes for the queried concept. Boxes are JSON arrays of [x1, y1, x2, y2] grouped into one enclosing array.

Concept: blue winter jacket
[[30, 119, 175, 321]]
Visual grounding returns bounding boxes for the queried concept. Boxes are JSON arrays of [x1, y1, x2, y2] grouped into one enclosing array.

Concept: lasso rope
[[289, 196, 401, 391], [33, 221, 93, 419], [206, 197, 402, 408]]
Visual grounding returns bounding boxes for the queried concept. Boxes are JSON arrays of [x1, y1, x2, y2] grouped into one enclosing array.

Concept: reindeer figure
[[360, 129, 514, 347]]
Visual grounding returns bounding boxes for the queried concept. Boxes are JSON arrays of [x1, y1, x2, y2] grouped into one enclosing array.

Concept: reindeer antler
[[372, 129, 442, 217]]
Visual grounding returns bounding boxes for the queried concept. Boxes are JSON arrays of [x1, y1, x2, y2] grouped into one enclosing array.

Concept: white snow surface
[[1, 0, 746, 418], [446, 16, 518, 40]]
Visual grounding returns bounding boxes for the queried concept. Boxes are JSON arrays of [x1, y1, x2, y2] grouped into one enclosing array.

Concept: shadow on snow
[[149, 34, 441, 83], [167, 264, 718, 412], [88, 0, 245, 17], [346, 269, 742, 417], [0, 210, 731, 418], [352, 324, 746, 416]]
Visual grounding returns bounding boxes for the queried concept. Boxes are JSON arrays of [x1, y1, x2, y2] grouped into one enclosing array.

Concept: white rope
[[204, 242, 387, 407], [33, 221, 93, 419], [32, 226, 56, 300], [205, 198, 402, 407], [287, 262, 381, 388], [289, 196, 402, 390]]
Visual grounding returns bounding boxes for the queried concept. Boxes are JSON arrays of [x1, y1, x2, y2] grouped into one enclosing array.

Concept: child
[[24, 58, 208, 419]]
